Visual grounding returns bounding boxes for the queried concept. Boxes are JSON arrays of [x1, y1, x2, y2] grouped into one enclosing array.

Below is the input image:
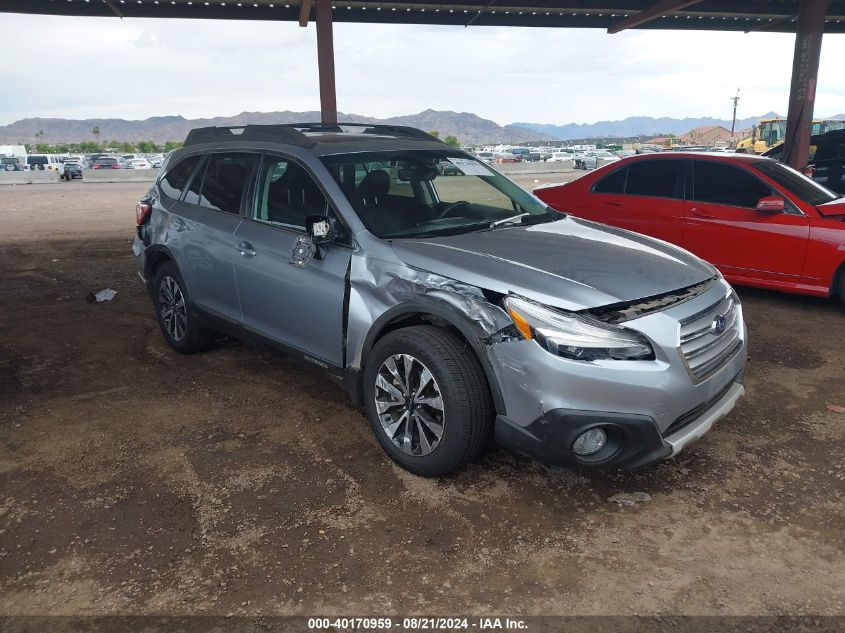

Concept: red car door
[[577, 158, 685, 244], [684, 159, 810, 283]]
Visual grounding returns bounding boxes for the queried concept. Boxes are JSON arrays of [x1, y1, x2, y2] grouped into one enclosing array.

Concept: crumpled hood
[[390, 216, 716, 311]]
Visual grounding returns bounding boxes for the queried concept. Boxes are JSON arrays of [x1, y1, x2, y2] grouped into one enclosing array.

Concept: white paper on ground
[[94, 288, 117, 302]]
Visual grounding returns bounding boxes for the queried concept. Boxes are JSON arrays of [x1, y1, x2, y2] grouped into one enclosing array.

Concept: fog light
[[572, 428, 607, 456]]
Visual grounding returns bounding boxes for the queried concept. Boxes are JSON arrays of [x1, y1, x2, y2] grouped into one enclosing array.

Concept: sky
[[1, 13, 844, 126]]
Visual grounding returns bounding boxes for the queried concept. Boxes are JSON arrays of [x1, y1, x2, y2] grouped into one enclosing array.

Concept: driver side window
[[252, 156, 328, 231]]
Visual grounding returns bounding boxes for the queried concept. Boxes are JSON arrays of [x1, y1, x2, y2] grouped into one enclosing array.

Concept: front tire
[[152, 262, 215, 354], [363, 326, 494, 477]]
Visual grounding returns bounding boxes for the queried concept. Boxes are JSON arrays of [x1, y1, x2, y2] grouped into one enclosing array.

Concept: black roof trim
[[277, 122, 444, 143], [183, 122, 443, 148], [183, 125, 316, 148]]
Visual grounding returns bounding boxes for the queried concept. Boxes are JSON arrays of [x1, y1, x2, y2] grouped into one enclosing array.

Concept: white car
[[548, 151, 575, 164], [575, 150, 620, 170], [126, 158, 152, 170]]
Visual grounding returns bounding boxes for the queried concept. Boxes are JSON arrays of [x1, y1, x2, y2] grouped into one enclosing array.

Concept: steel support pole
[[315, 0, 337, 126], [783, 0, 827, 171]]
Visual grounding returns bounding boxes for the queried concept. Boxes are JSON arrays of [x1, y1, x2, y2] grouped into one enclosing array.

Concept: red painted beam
[[608, 0, 702, 34], [315, 0, 338, 126], [783, 0, 828, 171]]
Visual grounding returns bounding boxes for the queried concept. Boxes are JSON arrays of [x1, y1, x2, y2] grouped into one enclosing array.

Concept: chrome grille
[[679, 291, 742, 383]]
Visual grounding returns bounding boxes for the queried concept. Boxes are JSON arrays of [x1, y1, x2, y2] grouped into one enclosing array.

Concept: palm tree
[[35, 129, 44, 144], [92, 126, 100, 145]]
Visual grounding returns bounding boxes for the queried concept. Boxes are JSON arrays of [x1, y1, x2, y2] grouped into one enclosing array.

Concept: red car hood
[[817, 199, 845, 218]]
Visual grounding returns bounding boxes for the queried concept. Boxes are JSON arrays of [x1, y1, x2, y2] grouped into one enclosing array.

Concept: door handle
[[690, 207, 715, 219], [237, 241, 256, 257], [605, 198, 624, 207]]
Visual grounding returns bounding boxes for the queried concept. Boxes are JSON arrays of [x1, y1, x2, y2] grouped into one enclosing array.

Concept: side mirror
[[305, 215, 336, 244], [755, 196, 785, 213]]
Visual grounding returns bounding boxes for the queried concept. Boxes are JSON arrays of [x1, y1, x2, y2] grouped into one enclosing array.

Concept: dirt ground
[[1, 181, 844, 618]]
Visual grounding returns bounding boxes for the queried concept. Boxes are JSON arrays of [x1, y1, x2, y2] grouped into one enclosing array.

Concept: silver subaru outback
[[133, 124, 747, 476]]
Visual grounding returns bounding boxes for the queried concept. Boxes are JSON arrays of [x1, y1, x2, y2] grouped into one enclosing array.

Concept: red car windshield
[[753, 160, 839, 206]]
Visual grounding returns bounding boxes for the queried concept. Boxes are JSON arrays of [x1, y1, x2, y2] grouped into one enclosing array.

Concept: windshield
[[753, 160, 839, 206], [321, 150, 554, 239]]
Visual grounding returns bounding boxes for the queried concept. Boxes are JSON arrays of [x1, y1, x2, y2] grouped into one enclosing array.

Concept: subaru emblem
[[711, 314, 727, 335]]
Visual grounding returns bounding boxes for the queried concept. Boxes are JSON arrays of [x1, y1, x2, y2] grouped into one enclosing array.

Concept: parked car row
[[17, 153, 165, 172], [468, 147, 639, 167]]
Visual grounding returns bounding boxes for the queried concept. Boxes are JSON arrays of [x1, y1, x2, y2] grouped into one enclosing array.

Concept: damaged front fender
[[346, 252, 515, 412]]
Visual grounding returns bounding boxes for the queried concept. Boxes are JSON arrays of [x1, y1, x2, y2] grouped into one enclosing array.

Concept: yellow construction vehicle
[[737, 118, 845, 153]]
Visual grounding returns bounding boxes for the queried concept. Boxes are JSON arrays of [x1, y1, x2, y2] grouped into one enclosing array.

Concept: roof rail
[[269, 122, 444, 143], [183, 125, 315, 148]]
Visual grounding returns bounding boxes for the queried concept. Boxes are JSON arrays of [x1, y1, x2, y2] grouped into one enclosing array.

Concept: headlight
[[504, 295, 654, 361]]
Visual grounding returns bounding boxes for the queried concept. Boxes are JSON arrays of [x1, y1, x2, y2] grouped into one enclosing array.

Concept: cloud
[[1, 14, 843, 125]]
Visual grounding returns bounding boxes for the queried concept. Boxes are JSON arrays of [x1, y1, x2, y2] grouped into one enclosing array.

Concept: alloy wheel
[[374, 354, 445, 456], [158, 275, 187, 342]]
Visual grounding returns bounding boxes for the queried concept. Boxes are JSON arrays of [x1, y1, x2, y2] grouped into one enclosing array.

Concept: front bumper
[[486, 279, 747, 469], [494, 376, 744, 469]]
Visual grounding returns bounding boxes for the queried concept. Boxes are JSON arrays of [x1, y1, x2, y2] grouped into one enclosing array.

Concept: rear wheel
[[152, 262, 215, 354], [363, 326, 494, 477]]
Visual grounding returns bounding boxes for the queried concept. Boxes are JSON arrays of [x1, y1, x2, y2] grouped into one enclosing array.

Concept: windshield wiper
[[489, 213, 529, 228], [489, 209, 561, 229]]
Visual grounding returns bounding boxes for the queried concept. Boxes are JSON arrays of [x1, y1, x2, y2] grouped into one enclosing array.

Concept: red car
[[534, 152, 845, 306]]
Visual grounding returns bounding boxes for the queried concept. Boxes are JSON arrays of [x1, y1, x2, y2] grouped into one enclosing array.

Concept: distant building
[[679, 125, 739, 146], [644, 126, 740, 147]]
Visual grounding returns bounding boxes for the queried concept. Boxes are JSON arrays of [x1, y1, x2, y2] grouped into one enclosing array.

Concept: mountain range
[[513, 112, 845, 140], [4, 109, 845, 146], [0, 110, 553, 146]]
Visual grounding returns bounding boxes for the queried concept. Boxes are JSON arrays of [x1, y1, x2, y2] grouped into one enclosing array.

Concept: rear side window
[[593, 167, 626, 193], [160, 155, 201, 200], [693, 161, 771, 208], [198, 153, 257, 214], [625, 160, 682, 198]]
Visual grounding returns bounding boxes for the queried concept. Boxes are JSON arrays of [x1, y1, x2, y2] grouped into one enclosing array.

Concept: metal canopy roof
[[2, 0, 844, 33]]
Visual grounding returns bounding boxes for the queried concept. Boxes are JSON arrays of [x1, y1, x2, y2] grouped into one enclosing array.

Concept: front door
[[233, 155, 351, 368], [684, 160, 809, 282]]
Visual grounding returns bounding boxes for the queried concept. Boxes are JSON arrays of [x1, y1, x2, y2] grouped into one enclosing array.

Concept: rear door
[[580, 158, 685, 245], [233, 154, 352, 368], [165, 151, 257, 321], [684, 159, 809, 281]]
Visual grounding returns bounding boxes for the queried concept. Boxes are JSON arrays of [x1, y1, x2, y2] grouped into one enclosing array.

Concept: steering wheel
[[436, 200, 470, 220]]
